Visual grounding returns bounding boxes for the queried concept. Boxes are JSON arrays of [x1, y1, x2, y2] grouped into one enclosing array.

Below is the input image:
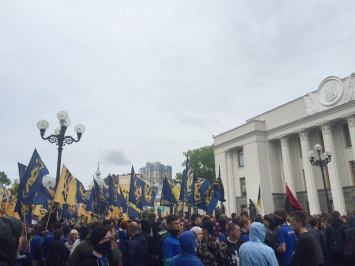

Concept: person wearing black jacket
[[125, 222, 149, 266], [141, 220, 155, 266], [325, 211, 348, 266], [49, 229, 70, 266]]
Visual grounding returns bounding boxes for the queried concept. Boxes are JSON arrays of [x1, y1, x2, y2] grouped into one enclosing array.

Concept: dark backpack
[[329, 225, 346, 254], [344, 229, 355, 259]]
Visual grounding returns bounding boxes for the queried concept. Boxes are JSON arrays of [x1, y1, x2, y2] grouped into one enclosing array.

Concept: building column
[[319, 122, 347, 214], [298, 130, 321, 214], [225, 151, 236, 215], [279, 135, 296, 194], [346, 114, 355, 160]]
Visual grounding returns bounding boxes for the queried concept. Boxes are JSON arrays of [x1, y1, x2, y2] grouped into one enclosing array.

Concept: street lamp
[[37, 111, 85, 186], [308, 144, 332, 214]]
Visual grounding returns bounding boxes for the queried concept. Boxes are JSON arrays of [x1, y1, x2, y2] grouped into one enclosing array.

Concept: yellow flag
[[53, 165, 77, 205]]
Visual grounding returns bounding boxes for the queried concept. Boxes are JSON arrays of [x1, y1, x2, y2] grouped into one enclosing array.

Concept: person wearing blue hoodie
[[239, 222, 278, 266], [170, 231, 203, 266]]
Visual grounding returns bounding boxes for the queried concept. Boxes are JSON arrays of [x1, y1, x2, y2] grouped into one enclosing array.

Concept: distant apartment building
[[140, 162, 172, 187]]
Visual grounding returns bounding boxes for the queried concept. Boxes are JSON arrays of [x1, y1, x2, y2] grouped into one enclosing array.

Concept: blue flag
[[160, 177, 177, 206], [213, 166, 226, 202], [18, 163, 27, 182], [142, 183, 156, 208], [128, 205, 140, 218], [59, 204, 77, 220], [76, 178, 88, 204], [128, 166, 143, 210], [32, 185, 54, 210], [93, 179, 108, 213], [193, 177, 210, 210], [118, 185, 127, 213], [179, 169, 186, 201], [185, 157, 195, 205], [18, 149, 49, 205], [86, 188, 95, 213]]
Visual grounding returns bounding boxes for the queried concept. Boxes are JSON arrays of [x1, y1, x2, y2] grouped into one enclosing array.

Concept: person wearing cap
[[170, 231, 203, 266], [196, 219, 227, 265], [80, 226, 112, 266], [0, 216, 24, 265], [125, 222, 149, 266], [189, 213, 202, 229], [239, 222, 278, 266], [29, 226, 46, 266]]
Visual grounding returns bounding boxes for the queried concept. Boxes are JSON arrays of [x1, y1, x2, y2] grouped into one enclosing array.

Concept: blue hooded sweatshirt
[[170, 231, 203, 266], [239, 222, 278, 266]]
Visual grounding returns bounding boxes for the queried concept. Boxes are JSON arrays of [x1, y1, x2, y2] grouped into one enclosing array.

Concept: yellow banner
[[53, 165, 77, 205]]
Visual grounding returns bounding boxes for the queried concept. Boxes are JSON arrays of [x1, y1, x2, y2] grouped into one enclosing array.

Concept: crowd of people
[[0, 208, 355, 266]]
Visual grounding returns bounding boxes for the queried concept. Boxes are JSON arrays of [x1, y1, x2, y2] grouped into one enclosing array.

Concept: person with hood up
[[0, 216, 23, 266], [80, 226, 112, 266], [170, 231, 203, 266], [239, 222, 278, 266], [125, 222, 149, 266]]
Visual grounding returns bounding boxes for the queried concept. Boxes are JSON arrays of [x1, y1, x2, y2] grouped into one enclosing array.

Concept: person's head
[[106, 225, 116, 239], [200, 219, 218, 237], [69, 229, 78, 241], [90, 221, 103, 231], [141, 219, 152, 234], [128, 222, 139, 238], [309, 216, 319, 229], [53, 229, 63, 240], [73, 223, 81, 231], [0, 216, 24, 263], [53, 221, 63, 231], [231, 213, 237, 219], [166, 214, 180, 231], [227, 223, 241, 240], [331, 210, 341, 221], [274, 209, 287, 220], [179, 218, 185, 232], [148, 212, 156, 221], [178, 231, 197, 255], [289, 211, 308, 232], [80, 225, 90, 241], [190, 226, 203, 242], [90, 226, 111, 256], [103, 219, 113, 227], [239, 217, 250, 231], [217, 218, 227, 232], [249, 222, 266, 242], [120, 220, 128, 230], [190, 213, 202, 225], [240, 211, 249, 219]]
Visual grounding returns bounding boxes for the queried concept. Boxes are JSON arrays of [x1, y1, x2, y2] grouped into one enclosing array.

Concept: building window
[[350, 161, 355, 185], [237, 149, 244, 167], [343, 124, 352, 147], [240, 177, 246, 196]]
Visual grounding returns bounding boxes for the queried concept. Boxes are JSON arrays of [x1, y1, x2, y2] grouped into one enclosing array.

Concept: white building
[[213, 73, 355, 216]]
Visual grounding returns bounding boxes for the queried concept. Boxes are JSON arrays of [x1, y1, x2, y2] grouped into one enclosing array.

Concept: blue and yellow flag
[[53, 165, 76, 205], [160, 177, 177, 206], [193, 177, 210, 210], [128, 205, 140, 218], [59, 204, 78, 220], [213, 166, 226, 202], [185, 157, 195, 205], [33, 185, 54, 209], [18, 149, 49, 205], [257, 185, 262, 208], [18, 163, 27, 182], [142, 182, 156, 208], [93, 179, 108, 213], [76, 178, 87, 204], [128, 166, 143, 210], [179, 169, 187, 201], [118, 185, 127, 212], [86, 188, 95, 213]]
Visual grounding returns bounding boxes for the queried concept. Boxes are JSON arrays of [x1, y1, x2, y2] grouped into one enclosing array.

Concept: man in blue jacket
[[170, 231, 203, 266], [162, 214, 181, 266], [41, 221, 63, 264]]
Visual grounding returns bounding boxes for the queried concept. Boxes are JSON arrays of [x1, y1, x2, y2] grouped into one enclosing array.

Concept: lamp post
[[37, 111, 85, 186], [308, 144, 332, 214]]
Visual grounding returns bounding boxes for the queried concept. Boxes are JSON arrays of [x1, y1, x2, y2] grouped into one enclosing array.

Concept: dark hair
[[227, 223, 239, 234], [309, 217, 318, 228], [53, 221, 63, 230], [103, 219, 113, 226], [90, 221, 103, 230], [254, 216, 264, 223], [331, 210, 341, 221], [231, 213, 237, 218], [106, 224, 115, 232], [274, 209, 287, 220], [53, 229, 63, 240], [290, 211, 308, 227], [80, 226, 90, 241], [166, 214, 179, 225]]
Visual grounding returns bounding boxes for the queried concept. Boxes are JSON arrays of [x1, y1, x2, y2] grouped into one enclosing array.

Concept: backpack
[[329, 225, 346, 254], [344, 229, 355, 259]]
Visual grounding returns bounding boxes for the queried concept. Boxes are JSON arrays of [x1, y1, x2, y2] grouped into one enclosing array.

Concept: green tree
[[176, 145, 216, 183], [0, 171, 11, 186]]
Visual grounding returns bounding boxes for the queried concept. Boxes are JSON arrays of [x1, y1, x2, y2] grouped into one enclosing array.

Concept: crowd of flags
[[0, 148, 304, 226]]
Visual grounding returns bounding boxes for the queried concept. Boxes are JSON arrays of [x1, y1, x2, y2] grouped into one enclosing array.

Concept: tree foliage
[[0, 171, 11, 186], [175, 145, 215, 183]]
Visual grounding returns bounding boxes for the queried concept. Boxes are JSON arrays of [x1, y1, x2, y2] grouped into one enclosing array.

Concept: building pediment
[[304, 73, 355, 115]]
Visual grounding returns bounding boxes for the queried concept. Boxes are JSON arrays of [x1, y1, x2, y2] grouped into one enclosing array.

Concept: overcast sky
[[1, 1, 355, 187]]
